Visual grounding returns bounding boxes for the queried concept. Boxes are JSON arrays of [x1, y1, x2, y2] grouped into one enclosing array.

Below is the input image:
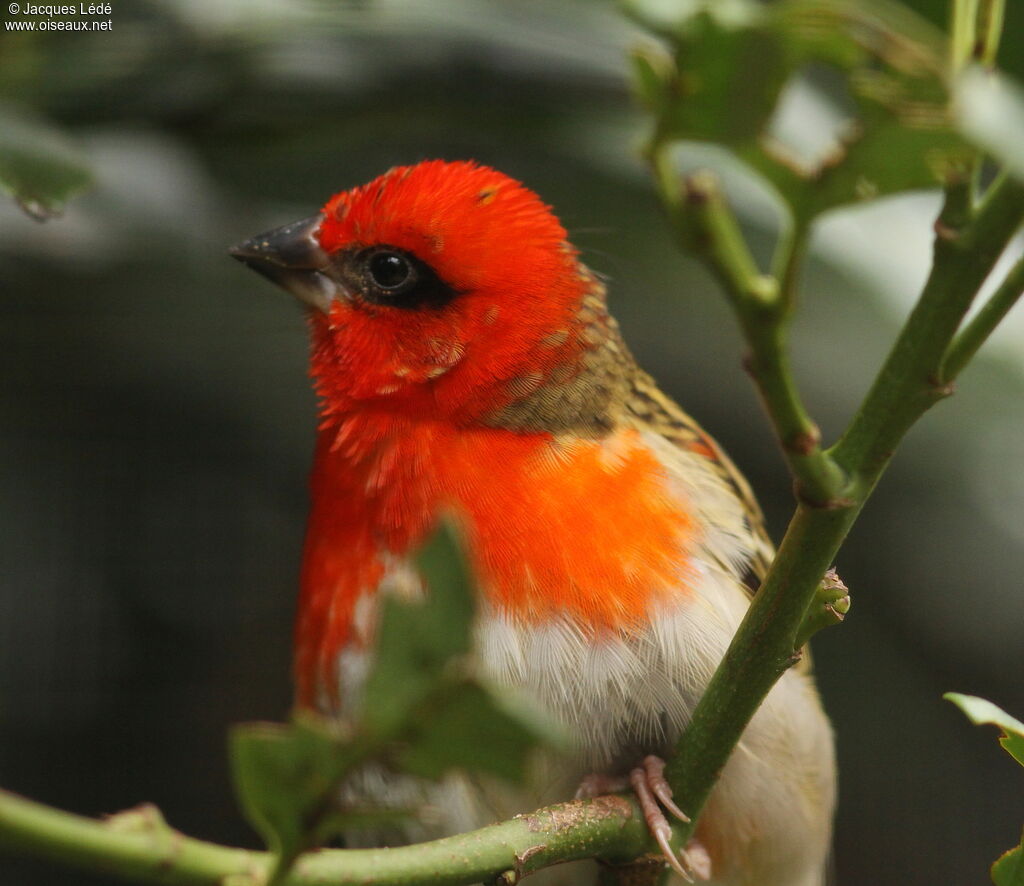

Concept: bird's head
[[231, 160, 598, 424]]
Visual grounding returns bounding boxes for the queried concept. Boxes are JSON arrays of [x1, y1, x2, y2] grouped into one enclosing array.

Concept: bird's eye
[[368, 251, 413, 291], [348, 245, 457, 309]]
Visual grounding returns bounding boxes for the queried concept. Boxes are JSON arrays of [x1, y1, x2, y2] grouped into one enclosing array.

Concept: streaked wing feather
[[624, 373, 774, 596]]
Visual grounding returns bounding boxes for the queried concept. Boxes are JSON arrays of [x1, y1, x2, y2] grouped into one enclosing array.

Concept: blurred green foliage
[[232, 715, 370, 878], [0, 102, 92, 218], [629, 0, 976, 225], [992, 845, 1024, 886], [956, 67, 1024, 179], [360, 525, 475, 738], [946, 695, 1024, 885], [230, 526, 558, 878]]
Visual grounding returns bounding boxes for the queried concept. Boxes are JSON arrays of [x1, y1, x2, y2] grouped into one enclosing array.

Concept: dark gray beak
[[230, 214, 344, 313]]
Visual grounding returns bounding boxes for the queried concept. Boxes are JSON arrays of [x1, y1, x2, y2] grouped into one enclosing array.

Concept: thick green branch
[[0, 790, 648, 886]]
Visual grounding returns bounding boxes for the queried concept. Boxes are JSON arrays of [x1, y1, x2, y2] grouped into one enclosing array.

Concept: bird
[[230, 159, 835, 885]]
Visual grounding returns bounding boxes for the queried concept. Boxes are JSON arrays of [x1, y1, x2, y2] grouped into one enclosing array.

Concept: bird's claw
[[641, 754, 690, 823], [628, 755, 710, 881], [576, 756, 711, 880]]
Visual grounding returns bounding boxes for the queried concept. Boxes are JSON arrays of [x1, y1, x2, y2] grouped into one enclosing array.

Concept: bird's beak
[[229, 214, 345, 313]]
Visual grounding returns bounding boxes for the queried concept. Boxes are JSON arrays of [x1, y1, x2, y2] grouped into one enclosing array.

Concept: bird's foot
[[576, 755, 711, 882]]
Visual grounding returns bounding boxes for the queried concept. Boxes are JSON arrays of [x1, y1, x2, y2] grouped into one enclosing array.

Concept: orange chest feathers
[[294, 413, 697, 708]]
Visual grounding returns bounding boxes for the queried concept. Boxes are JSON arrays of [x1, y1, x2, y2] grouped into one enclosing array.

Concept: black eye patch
[[346, 245, 458, 310]]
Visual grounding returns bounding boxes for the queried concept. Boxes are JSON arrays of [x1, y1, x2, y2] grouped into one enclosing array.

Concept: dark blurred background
[[1, 1, 1023, 884]]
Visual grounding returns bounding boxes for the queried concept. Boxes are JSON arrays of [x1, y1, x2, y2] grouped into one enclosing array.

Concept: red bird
[[231, 160, 835, 884]]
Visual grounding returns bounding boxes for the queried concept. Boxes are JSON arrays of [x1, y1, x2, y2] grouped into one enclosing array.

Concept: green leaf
[[229, 522, 559, 871], [660, 13, 788, 146], [631, 0, 975, 224], [992, 836, 1024, 886], [945, 696, 1024, 885], [415, 520, 475, 658], [770, 0, 972, 220], [229, 714, 362, 866], [626, 4, 787, 148], [395, 683, 566, 784], [955, 67, 1024, 181], [317, 805, 413, 835], [0, 103, 92, 220], [360, 523, 561, 784], [945, 693, 1024, 766], [360, 521, 475, 736], [629, 45, 673, 115]]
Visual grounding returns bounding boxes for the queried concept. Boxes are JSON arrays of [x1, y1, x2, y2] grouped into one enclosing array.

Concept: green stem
[[949, 0, 1004, 71], [645, 138, 682, 213], [753, 214, 849, 504], [680, 169, 777, 307], [940, 252, 1024, 382], [645, 140, 846, 505], [830, 173, 1024, 477], [0, 790, 647, 886], [737, 310, 847, 505], [950, 0, 980, 73], [947, 0, 996, 195], [975, 0, 1006, 65], [644, 141, 771, 305], [0, 794, 262, 886], [938, 172, 974, 236], [770, 214, 809, 315]]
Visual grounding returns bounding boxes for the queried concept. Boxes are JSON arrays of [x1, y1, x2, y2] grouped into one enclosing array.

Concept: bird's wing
[[622, 371, 774, 597], [622, 372, 824, 676]]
